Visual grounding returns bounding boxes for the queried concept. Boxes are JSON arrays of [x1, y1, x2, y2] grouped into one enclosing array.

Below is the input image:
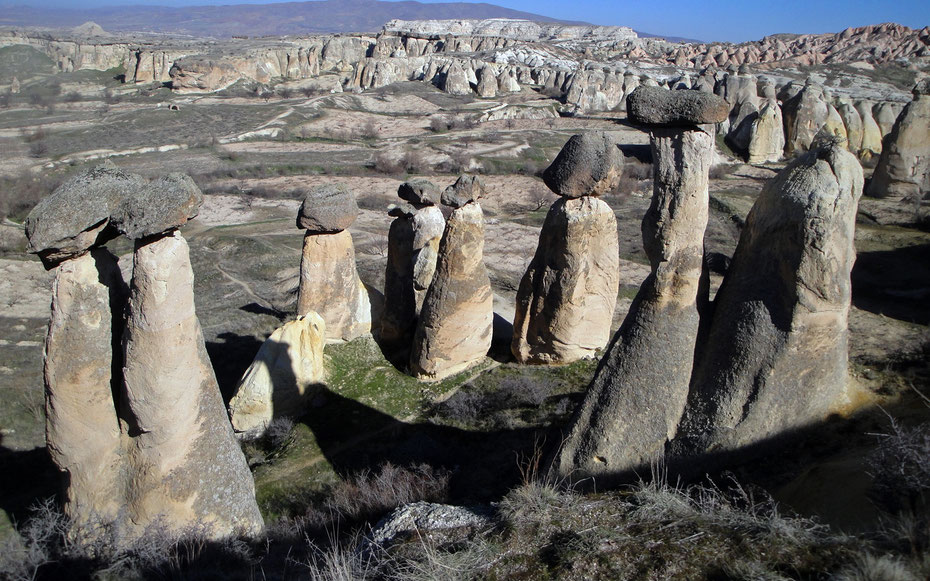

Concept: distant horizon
[[0, 0, 926, 42]]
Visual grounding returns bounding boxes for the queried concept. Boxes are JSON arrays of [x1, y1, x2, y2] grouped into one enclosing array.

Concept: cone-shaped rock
[[512, 197, 619, 364], [44, 249, 127, 530], [747, 101, 785, 164], [552, 120, 716, 483], [856, 101, 882, 161], [867, 80, 930, 201], [381, 205, 444, 353], [228, 313, 327, 437], [541, 132, 624, 198], [672, 141, 863, 464], [122, 231, 263, 537], [410, 202, 492, 381], [297, 229, 371, 341], [783, 81, 828, 155]]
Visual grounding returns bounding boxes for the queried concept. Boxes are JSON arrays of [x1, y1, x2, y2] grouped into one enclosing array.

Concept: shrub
[[400, 149, 426, 174], [359, 118, 380, 140], [63, 91, 82, 103], [278, 86, 294, 99], [372, 151, 403, 174], [0, 173, 60, 222], [429, 115, 450, 133], [868, 416, 930, 515]]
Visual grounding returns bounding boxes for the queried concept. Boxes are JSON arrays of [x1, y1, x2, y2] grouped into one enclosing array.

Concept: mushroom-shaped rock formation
[[671, 140, 863, 468], [551, 86, 725, 484], [228, 313, 327, 437], [867, 79, 930, 201], [783, 80, 829, 156], [296, 184, 371, 342]]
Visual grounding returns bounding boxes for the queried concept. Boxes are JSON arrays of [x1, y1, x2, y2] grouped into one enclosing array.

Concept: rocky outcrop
[[410, 184, 492, 381], [382, 19, 637, 42], [228, 313, 327, 437], [857, 100, 883, 161], [672, 141, 862, 462], [511, 196, 619, 364], [747, 101, 785, 164], [541, 132, 624, 198], [296, 185, 371, 342], [783, 80, 829, 156], [44, 249, 127, 530], [867, 80, 930, 201], [552, 88, 726, 483], [837, 99, 863, 154]]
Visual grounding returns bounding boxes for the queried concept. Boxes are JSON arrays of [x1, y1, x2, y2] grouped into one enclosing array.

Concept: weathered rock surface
[[410, 202, 492, 381], [747, 101, 785, 164], [552, 126, 715, 483], [297, 184, 359, 233], [398, 179, 440, 207], [541, 132, 623, 198], [381, 206, 445, 352], [672, 142, 863, 461], [627, 86, 729, 126], [857, 100, 883, 160], [122, 231, 263, 537], [297, 229, 371, 341], [228, 313, 327, 437], [24, 162, 141, 266], [867, 81, 930, 201], [360, 501, 494, 557], [44, 249, 127, 529], [442, 61, 470, 95], [441, 174, 486, 208], [837, 99, 863, 154], [783, 81, 829, 155], [110, 173, 203, 239], [512, 196, 619, 364]]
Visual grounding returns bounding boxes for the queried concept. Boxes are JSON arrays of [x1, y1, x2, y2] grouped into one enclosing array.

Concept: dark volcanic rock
[[111, 173, 203, 239], [398, 179, 440, 206], [441, 175, 486, 208], [297, 184, 359, 232], [627, 86, 729, 126], [541, 132, 624, 198]]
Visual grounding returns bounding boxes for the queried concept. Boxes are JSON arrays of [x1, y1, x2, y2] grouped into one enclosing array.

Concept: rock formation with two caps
[[551, 87, 728, 483], [296, 184, 371, 342], [867, 79, 930, 202], [380, 179, 445, 358], [410, 175, 493, 381], [511, 132, 621, 364], [227, 313, 327, 437], [25, 162, 263, 541], [671, 138, 863, 464]]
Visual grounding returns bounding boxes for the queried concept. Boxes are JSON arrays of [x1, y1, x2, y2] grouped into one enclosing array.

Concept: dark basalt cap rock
[[111, 173, 203, 240], [912, 78, 930, 96], [398, 179, 439, 206], [387, 202, 417, 218], [627, 86, 729, 127], [24, 161, 142, 267], [441, 175, 486, 208], [542, 132, 623, 198], [297, 183, 359, 232]]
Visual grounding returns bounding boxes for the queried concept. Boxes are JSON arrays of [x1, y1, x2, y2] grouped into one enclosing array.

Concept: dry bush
[[277, 86, 294, 99], [438, 148, 472, 174], [400, 149, 427, 174], [323, 463, 451, 524], [0, 173, 60, 222], [359, 118, 380, 140], [372, 151, 404, 174], [529, 185, 556, 211], [429, 115, 450, 133]]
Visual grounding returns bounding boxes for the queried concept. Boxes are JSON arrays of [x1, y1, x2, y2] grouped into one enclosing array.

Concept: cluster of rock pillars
[[23, 79, 929, 543]]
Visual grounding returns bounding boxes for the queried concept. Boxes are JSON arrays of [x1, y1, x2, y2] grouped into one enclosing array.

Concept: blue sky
[[3, 0, 927, 42]]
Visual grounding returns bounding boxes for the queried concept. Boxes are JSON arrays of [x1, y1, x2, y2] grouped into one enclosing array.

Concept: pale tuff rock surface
[[626, 86, 729, 126], [553, 126, 714, 483], [837, 99, 863, 154], [122, 231, 263, 537], [44, 249, 127, 529], [441, 174, 486, 208], [361, 501, 494, 557], [511, 197, 619, 364], [476, 65, 498, 97], [297, 183, 359, 233], [297, 229, 371, 342], [24, 162, 140, 266], [398, 179, 440, 206], [747, 101, 785, 164], [856, 101, 883, 160], [783, 81, 829, 155], [823, 102, 849, 142], [442, 61, 471, 96], [228, 313, 327, 437], [672, 142, 863, 460], [410, 202, 493, 381], [381, 206, 444, 352], [382, 19, 637, 41], [867, 80, 930, 201], [873, 101, 899, 138], [541, 132, 624, 198]]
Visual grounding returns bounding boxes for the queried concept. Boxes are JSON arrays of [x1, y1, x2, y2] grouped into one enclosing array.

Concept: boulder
[[110, 172, 203, 239], [44, 249, 127, 530], [541, 132, 624, 198], [297, 229, 371, 341], [552, 124, 715, 483], [297, 184, 359, 233], [398, 179, 440, 206], [626, 86, 729, 126], [122, 231, 263, 538], [228, 314, 326, 436], [410, 202, 492, 381], [512, 196, 619, 364], [360, 501, 493, 558], [867, 81, 930, 201], [782, 81, 828, 155], [672, 141, 863, 463], [441, 174, 486, 208], [24, 162, 141, 266]]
